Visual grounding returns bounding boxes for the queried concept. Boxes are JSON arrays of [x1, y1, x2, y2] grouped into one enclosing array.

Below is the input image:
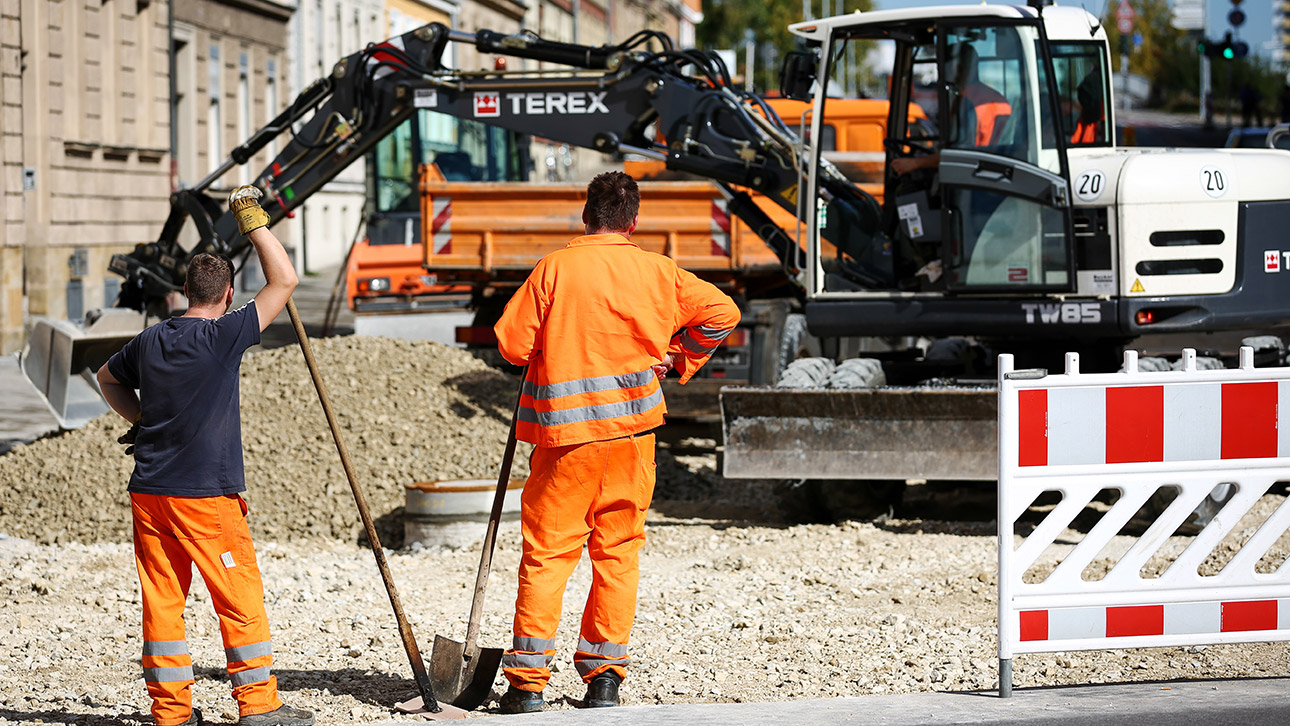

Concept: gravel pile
[[0, 337, 531, 545]]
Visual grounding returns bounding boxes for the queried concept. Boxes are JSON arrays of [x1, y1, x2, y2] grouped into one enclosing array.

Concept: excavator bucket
[[21, 309, 146, 429], [719, 386, 999, 481]]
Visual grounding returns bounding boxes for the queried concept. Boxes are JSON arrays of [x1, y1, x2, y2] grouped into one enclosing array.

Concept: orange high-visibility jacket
[[962, 82, 1012, 148], [495, 233, 740, 448]]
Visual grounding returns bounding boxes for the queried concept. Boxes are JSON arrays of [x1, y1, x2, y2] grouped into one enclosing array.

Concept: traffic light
[[1200, 31, 1237, 61]]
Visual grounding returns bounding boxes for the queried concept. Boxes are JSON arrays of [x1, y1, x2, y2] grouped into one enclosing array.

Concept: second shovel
[[428, 369, 526, 710]]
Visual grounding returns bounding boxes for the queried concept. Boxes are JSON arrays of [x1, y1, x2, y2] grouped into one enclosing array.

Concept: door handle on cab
[[973, 160, 1013, 182]]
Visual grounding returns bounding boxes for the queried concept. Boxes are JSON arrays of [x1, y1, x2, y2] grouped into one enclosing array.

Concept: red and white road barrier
[[997, 348, 1290, 696]]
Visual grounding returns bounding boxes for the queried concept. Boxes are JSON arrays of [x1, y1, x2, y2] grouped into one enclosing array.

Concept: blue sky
[[870, 1, 1278, 60]]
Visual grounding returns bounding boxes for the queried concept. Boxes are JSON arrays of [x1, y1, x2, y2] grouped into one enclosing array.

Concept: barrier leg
[[999, 658, 1012, 698]]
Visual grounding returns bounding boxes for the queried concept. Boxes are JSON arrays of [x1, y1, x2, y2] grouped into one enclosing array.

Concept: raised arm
[[230, 185, 299, 331]]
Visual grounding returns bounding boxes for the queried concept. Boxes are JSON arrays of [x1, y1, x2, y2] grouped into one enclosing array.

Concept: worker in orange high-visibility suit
[[493, 171, 740, 713], [891, 43, 1012, 176], [97, 187, 313, 726]]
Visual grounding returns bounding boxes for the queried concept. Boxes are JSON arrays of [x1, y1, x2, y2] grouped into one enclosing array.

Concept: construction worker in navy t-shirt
[[97, 187, 312, 726]]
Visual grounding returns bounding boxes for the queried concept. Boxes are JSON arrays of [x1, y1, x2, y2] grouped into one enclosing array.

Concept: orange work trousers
[[131, 493, 283, 726], [502, 433, 656, 692]]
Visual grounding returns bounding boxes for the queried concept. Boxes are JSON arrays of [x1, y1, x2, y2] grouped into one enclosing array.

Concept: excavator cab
[[791, 6, 1083, 303]]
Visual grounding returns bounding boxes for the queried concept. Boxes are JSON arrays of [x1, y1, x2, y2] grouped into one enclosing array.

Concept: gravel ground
[[3, 483, 1290, 725], [3, 337, 1290, 724]]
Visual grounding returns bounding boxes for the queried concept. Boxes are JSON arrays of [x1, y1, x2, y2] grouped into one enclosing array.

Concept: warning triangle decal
[[1130, 278, 1145, 293]]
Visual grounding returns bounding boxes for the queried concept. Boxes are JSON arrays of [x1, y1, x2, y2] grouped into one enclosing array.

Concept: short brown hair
[[186, 253, 234, 305], [584, 171, 640, 233]]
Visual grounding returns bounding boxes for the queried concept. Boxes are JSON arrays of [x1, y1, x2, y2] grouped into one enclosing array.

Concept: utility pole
[[1115, 0, 1135, 113]]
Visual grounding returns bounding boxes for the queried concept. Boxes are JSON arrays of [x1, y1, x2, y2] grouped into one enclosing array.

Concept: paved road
[[377, 678, 1290, 725], [1116, 108, 1232, 149], [233, 263, 355, 351]]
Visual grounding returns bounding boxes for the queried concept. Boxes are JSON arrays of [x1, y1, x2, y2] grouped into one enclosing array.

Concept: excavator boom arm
[[112, 23, 863, 313]]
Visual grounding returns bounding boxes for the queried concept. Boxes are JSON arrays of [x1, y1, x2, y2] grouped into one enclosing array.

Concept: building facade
[[0, 0, 704, 354], [278, 0, 385, 275], [2, 0, 175, 352], [522, 0, 701, 181], [0, 0, 292, 354]]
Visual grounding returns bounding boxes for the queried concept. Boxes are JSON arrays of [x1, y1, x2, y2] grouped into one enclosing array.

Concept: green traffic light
[[1223, 46, 1234, 59]]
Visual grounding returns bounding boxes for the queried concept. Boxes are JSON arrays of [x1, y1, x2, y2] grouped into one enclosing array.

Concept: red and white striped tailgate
[[710, 200, 731, 257], [430, 197, 452, 255], [1017, 381, 1290, 467]]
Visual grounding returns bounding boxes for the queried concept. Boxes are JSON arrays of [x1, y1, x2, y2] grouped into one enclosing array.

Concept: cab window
[[1049, 42, 1111, 147], [943, 26, 1038, 167]]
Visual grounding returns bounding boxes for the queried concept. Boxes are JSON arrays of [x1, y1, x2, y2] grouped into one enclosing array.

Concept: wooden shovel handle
[[463, 367, 526, 655], [286, 299, 442, 713]]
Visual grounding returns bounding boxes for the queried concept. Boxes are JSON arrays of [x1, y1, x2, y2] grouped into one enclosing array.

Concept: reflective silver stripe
[[576, 638, 628, 658], [143, 640, 189, 657], [229, 666, 272, 687], [522, 369, 655, 401], [225, 640, 272, 663], [513, 636, 555, 652], [681, 332, 718, 356], [575, 656, 630, 677], [518, 386, 663, 428], [695, 325, 733, 342], [143, 665, 194, 683], [502, 652, 552, 669]]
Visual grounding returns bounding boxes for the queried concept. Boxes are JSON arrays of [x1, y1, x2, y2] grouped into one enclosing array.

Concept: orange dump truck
[[347, 98, 925, 386]]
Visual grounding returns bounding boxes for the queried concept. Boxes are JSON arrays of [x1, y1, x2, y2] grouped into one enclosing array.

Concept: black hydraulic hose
[[474, 28, 618, 69]]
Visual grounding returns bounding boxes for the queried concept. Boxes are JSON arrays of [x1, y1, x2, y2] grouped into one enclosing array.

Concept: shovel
[[428, 369, 527, 709], [285, 299, 465, 720]]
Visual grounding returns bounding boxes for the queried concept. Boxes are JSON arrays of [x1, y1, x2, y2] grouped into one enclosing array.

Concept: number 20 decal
[[1200, 165, 1228, 199], [1074, 170, 1105, 202]]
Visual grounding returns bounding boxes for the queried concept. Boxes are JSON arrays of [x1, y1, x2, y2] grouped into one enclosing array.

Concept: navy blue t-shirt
[[106, 301, 261, 497]]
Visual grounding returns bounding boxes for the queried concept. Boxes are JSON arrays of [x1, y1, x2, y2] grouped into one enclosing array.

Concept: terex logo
[[508, 91, 610, 115], [1022, 302, 1101, 324], [474, 92, 500, 118]]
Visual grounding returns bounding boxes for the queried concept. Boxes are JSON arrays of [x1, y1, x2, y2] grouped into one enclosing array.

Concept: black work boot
[[162, 707, 202, 726], [238, 704, 315, 726], [583, 671, 621, 707], [498, 686, 545, 714]]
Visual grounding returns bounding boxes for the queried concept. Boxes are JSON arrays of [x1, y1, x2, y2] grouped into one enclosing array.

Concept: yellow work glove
[[229, 185, 270, 236]]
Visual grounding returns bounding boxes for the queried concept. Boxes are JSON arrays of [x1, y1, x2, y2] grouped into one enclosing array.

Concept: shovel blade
[[393, 695, 469, 720], [429, 634, 505, 711]]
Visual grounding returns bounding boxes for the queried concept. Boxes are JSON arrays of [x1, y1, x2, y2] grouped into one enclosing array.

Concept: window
[[1048, 42, 1111, 147], [239, 51, 251, 184], [370, 111, 528, 234], [266, 58, 278, 159], [943, 25, 1037, 165], [208, 44, 222, 174], [315, 0, 325, 76]]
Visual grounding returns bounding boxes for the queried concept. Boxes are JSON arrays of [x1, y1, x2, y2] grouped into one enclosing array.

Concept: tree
[[698, 0, 873, 92], [1102, 0, 1198, 107]]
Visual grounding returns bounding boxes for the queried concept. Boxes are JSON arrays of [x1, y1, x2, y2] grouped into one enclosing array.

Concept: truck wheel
[[805, 479, 907, 523], [774, 313, 822, 379]]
